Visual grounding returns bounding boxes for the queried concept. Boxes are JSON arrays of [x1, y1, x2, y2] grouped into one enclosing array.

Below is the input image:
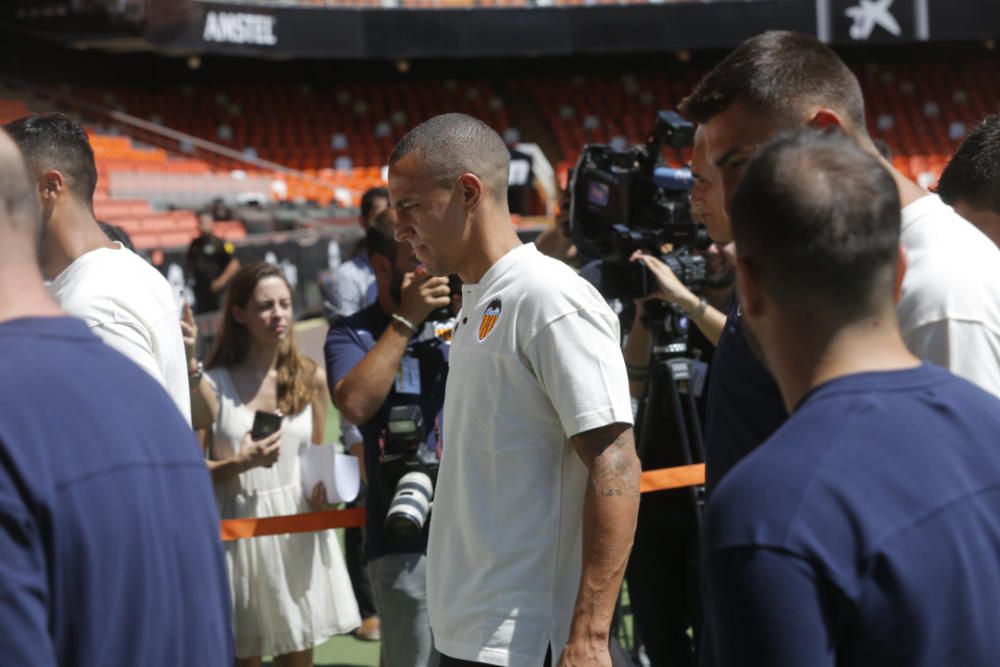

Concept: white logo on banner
[[203, 11, 277, 46], [508, 159, 532, 187], [845, 0, 902, 40]]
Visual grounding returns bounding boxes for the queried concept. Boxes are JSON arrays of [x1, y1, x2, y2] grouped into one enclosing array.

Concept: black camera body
[[569, 110, 709, 300], [425, 274, 463, 323], [379, 405, 439, 546]]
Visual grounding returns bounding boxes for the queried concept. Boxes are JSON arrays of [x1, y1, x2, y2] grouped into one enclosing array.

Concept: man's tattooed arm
[[559, 423, 640, 663]]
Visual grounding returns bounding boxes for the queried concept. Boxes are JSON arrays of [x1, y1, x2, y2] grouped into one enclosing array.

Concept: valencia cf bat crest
[[478, 298, 502, 341]]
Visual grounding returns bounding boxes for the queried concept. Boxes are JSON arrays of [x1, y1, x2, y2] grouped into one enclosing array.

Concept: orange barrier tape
[[640, 463, 705, 494], [220, 465, 705, 541], [220, 507, 366, 542]]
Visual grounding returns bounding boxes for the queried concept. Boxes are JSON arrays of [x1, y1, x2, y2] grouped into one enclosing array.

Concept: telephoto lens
[[385, 470, 434, 543]]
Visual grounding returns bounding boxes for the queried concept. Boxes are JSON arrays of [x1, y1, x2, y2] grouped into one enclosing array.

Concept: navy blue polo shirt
[[705, 364, 1000, 666], [324, 304, 450, 562], [0, 317, 232, 666], [703, 296, 787, 494]]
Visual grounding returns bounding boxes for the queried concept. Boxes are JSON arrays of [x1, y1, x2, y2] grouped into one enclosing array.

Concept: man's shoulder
[[899, 246, 1000, 337], [327, 304, 384, 339], [902, 197, 1000, 300], [187, 234, 209, 250], [0, 319, 178, 411], [64, 247, 173, 296], [506, 250, 610, 320], [708, 386, 874, 542], [335, 254, 373, 279]]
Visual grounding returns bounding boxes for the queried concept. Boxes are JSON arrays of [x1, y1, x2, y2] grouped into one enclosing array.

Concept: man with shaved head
[[0, 129, 232, 665], [676, 31, 1000, 498], [705, 127, 1000, 666], [4, 113, 191, 423], [389, 113, 639, 667]]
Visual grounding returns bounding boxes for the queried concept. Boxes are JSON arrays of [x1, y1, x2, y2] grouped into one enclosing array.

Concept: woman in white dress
[[188, 261, 360, 666]]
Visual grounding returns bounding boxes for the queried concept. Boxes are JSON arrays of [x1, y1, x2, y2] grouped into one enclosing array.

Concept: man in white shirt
[[678, 30, 1000, 401], [937, 114, 1000, 250], [389, 113, 640, 667], [5, 113, 190, 423]]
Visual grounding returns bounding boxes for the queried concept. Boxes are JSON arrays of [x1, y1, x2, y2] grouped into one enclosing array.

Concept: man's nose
[[394, 220, 413, 243]]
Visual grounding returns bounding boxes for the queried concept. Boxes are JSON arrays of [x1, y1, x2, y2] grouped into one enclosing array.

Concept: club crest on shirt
[[478, 298, 502, 341]]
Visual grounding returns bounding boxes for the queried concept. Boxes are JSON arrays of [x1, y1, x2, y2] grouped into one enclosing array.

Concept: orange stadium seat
[[8, 54, 999, 250]]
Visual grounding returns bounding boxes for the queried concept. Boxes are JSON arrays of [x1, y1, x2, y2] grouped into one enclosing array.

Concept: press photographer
[[325, 209, 454, 667]]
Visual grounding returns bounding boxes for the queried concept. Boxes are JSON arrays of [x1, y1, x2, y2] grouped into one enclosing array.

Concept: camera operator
[[618, 128, 733, 667], [678, 31, 1000, 499], [325, 208, 452, 667], [624, 129, 733, 391]]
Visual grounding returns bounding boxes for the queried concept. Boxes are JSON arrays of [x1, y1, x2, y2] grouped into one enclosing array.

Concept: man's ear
[[370, 252, 392, 279], [458, 173, 483, 211], [735, 256, 767, 319], [40, 169, 65, 202], [808, 108, 847, 132]]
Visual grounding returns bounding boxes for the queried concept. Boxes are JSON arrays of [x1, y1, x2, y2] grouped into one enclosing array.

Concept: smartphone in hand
[[251, 411, 283, 468], [251, 410, 282, 441]]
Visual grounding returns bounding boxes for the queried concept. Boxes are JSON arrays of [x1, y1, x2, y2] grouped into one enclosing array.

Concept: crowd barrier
[[220, 464, 705, 541]]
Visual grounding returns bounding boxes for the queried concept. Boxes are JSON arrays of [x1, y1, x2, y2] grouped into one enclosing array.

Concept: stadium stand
[[4, 53, 999, 250], [519, 59, 1000, 187]]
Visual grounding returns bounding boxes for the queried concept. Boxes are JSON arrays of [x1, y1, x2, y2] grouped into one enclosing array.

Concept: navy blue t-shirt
[[703, 296, 787, 493], [704, 364, 1000, 667], [324, 305, 450, 562], [0, 317, 232, 666]]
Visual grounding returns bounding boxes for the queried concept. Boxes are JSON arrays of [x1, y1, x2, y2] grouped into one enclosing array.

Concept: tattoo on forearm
[[579, 427, 641, 498]]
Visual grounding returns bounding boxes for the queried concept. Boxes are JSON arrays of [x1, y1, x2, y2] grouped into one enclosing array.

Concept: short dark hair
[[679, 31, 866, 132], [360, 186, 390, 223], [937, 114, 1000, 214], [730, 128, 900, 322], [389, 113, 509, 202], [4, 113, 98, 206], [366, 207, 398, 262]]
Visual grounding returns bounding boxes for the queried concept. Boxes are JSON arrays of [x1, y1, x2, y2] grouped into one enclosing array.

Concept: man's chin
[[417, 253, 448, 277]]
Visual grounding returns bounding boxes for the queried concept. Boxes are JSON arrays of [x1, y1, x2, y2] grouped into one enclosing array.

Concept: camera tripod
[[612, 299, 706, 667], [635, 299, 705, 523]]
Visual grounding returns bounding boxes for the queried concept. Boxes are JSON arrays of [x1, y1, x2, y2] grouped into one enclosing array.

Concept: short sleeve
[[902, 319, 1000, 398], [0, 463, 58, 665], [524, 308, 633, 438], [704, 545, 836, 667], [324, 320, 368, 391], [90, 320, 163, 385]]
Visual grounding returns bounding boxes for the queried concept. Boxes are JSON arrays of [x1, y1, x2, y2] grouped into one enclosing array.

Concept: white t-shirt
[[897, 195, 1000, 398], [427, 243, 633, 666], [49, 243, 192, 423], [330, 253, 377, 320]]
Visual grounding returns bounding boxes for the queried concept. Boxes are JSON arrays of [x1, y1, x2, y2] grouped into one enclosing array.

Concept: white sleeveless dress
[[208, 368, 360, 658]]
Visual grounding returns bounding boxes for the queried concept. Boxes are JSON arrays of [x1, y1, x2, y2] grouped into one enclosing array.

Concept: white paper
[[300, 445, 361, 505]]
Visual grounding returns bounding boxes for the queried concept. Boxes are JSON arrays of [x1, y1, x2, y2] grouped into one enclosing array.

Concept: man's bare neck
[[459, 216, 522, 284], [0, 262, 63, 323]]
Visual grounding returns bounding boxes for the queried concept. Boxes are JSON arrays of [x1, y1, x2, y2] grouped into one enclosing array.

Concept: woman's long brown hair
[[205, 262, 317, 416]]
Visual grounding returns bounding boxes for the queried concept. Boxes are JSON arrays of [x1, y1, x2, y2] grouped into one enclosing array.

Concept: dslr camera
[[569, 110, 709, 301], [379, 404, 439, 545]]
